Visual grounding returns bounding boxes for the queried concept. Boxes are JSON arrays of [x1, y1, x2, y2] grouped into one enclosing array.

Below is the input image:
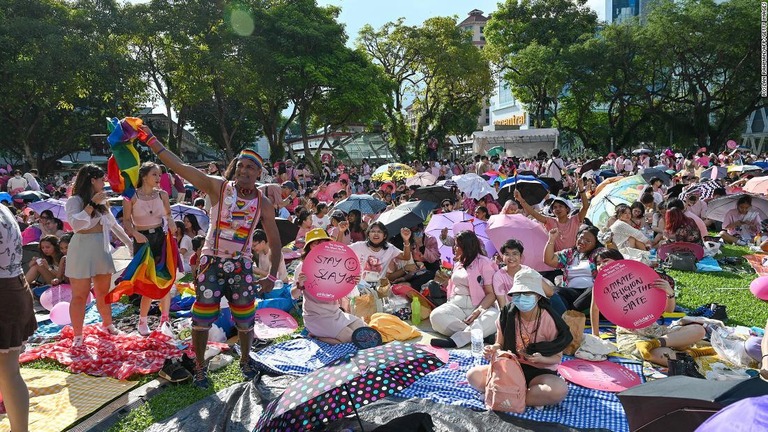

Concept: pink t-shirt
[[496, 310, 559, 371], [544, 215, 581, 251]]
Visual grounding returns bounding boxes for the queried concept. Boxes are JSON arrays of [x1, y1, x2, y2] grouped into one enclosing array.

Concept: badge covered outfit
[[193, 181, 262, 331]]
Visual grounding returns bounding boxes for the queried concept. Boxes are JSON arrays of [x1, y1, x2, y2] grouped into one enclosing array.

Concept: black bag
[[666, 251, 697, 271], [422, 280, 447, 307]]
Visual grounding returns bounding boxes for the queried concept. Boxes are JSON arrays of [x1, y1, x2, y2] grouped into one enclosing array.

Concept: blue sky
[[318, 0, 605, 43]]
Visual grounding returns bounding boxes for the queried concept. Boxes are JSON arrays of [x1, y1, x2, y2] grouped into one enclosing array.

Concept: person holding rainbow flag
[[139, 125, 283, 389]]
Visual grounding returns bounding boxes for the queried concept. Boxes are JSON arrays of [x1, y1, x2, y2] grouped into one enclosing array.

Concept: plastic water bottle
[[470, 320, 484, 360], [411, 297, 421, 325], [648, 248, 658, 268], [273, 279, 284, 291]]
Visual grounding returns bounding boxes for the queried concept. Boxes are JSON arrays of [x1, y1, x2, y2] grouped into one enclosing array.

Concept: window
[[498, 81, 514, 106]]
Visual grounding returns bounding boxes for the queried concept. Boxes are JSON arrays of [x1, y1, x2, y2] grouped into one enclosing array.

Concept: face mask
[[413, 231, 423, 238], [513, 293, 538, 312]]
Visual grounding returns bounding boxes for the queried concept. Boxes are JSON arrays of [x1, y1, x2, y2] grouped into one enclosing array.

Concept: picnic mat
[[20, 324, 226, 380], [0, 368, 137, 432], [30, 303, 130, 343], [745, 254, 768, 276], [252, 339, 642, 432]]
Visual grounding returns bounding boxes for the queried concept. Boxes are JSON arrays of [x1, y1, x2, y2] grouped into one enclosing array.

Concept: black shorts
[[521, 363, 558, 386]]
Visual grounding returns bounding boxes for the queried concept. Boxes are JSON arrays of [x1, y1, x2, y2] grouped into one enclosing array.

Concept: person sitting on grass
[[592, 248, 713, 366], [466, 267, 572, 408], [25, 234, 64, 287], [291, 228, 365, 344]]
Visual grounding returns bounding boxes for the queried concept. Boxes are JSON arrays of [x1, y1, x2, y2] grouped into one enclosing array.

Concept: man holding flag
[[139, 125, 282, 389]]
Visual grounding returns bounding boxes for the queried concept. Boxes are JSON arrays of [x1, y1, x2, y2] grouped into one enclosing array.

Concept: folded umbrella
[[334, 194, 387, 215], [376, 200, 437, 237], [411, 185, 454, 204], [405, 172, 437, 188]]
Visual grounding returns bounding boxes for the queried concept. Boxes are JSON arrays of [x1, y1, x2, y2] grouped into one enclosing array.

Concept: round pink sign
[[303, 241, 361, 301], [558, 359, 641, 392], [727, 139, 738, 149], [593, 259, 666, 329], [254, 308, 299, 339]]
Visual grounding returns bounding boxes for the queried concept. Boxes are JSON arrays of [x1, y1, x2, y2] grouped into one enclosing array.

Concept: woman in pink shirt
[[515, 181, 591, 251]]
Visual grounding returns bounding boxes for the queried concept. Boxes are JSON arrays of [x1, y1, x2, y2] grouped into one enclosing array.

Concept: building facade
[[458, 9, 491, 129]]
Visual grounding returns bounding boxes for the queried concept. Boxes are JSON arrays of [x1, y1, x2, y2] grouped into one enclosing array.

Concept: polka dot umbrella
[[255, 341, 444, 431]]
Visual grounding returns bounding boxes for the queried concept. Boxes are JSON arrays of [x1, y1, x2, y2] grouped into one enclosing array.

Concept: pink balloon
[[254, 308, 299, 339], [727, 140, 738, 149], [303, 241, 361, 301], [558, 359, 642, 392], [593, 260, 666, 329], [40, 284, 93, 311], [750, 276, 768, 301], [50, 301, 72, 326]]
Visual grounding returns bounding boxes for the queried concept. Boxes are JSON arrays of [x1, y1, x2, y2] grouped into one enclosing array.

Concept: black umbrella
[[411, 185, 454, 204], [12, 190, 49, 202], [577, 158, 604, 176], [665, 184, 686, 199], [256, 218, 298, 247], [376, 200, 437, 237], [641, 168, 672, 186], [498, 179, 549, 206]]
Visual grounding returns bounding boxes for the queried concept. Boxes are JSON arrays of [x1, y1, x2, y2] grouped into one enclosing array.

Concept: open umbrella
[[727, 165, 761, 173], [256, 342, 444, 431], [640, 168, 672, 186], [411, 185, 454, 204], [497, 176, 549, 206], [681, 181, 721, 201], [28, 199, 67, 221], [13, 190, 49, 202], [453, 218, 497, 259], [704, 194, 768, 222], [453, 174, 498, 200], [701, 166, 728, 180], [170, 203, 210, 232], [256, 218, 299, 247], [334, 194, 387, 215], [586, 175, 646, 228], [0, 192, 11, 203], [487, 214, 552, 272], [376, 200, 437, 237], [405, 172, 437, 188], [744, 176, 768, 195], [577, 158, 604, 176], [632, 148, 652, 155], [486, 146, 505, 157], [424, 210, 473, 265], [371, 163, 416, 182]]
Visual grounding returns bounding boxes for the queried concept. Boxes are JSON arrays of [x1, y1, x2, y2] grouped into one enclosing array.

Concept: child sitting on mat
[[466, 267, 572, 407]]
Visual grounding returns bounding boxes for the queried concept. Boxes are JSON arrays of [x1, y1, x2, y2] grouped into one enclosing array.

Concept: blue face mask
[[413, 230, 423, 238], [513, 293, 538, 312]]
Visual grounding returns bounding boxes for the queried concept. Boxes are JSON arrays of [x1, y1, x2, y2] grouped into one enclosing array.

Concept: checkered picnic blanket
[[252, 339, 641, 432]]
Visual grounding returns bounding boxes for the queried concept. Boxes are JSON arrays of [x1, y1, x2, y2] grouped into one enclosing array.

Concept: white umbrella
[[453, 174, 498, 200], [705, 194, 768, 222], [28, 198, 67, 221]]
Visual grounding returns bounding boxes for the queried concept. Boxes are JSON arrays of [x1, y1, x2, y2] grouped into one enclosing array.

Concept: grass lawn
[[23, 246, 767, 431]]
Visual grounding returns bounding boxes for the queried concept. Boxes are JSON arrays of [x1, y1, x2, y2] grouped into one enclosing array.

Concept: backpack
[[484, 352, 527, 413]]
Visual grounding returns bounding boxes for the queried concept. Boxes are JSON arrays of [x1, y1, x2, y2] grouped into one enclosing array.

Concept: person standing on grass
[[0, 204, 36, 432], [139, 125, 282, 389]]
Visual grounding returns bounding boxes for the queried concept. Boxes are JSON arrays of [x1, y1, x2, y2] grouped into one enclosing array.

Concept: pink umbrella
[[453, 219, 497, 259], [487, 214, 553, 272], [424, 210, 472, 265], [405, 172, 437, 187], [325, 182, 345, 197]]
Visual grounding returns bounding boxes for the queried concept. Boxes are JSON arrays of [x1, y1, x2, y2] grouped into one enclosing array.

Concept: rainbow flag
[[106, 117, 143, 199], [105, 231, 180, 302]]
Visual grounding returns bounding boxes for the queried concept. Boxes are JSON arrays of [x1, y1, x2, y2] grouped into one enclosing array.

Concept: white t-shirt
[[312, 214, 330, 230], [178, 235, 194, 273], [545, 158, 564, 181], [349, 241, 402, 282]]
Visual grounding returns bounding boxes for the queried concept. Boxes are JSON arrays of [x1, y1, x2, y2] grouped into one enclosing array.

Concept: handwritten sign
[[254, 308, 299, 339], [557, 359, 641, 392], [303, 241, 361, 301], [593, 259, 666, 329]]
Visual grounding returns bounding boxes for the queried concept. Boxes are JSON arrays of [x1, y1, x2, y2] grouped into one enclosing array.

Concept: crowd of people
[[4, 139, 768, 431]]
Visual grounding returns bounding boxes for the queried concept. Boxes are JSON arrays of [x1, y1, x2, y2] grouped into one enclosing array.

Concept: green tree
[[484, 0, 598, 128], [0, 0, 146, 173]]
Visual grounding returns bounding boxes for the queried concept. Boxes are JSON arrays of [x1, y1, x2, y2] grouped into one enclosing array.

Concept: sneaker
[[240, 358, 261, 381], [138, 322, 151, 337], [159, 358, 192, 383], [72, 335, 84, 347], [710, 303, 728, 322], [103, 324, 120, 336], [180, 353, 197, 375], [192, 365, 210, 389]]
